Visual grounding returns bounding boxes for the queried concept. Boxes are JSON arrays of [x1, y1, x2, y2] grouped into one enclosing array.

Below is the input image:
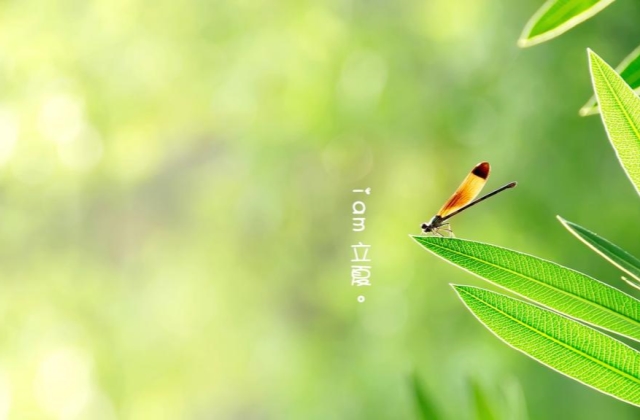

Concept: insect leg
[[440, 227, 455, 238]]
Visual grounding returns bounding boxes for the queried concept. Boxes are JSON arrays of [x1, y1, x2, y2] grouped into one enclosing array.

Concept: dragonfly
[[421, 162, 517, 236]]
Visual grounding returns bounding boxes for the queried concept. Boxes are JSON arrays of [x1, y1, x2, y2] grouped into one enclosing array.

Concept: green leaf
[[410, 372, 442, 420], [581, 46, 640, 116], [453, 285, 640, 407], [518, 0, 615, 48], [589, 49, 640, 196], [558, 216, 640, 282], [412, 236, 640, 341]]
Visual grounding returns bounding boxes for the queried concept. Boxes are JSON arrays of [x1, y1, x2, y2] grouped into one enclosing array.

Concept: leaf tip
[[556, 215, 575, 232], [451, 284, 482, 306], [587, 49, 605, 67], [450, 283, 470, 294], [409, 234, 425, 246], [450, 283, 463, 296], [517, 38, 532, 49], [578, 106, 597, 117]]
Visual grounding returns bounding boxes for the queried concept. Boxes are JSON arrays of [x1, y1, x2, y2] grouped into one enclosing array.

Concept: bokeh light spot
[[34, 346, 93, 419]]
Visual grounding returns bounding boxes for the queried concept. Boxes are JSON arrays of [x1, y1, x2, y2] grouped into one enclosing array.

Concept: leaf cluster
[[414, 6, 640, 409]]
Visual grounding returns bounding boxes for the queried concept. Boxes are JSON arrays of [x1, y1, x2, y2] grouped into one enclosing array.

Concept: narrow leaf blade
[[454, 285, 640, 407], [581, 46, 640, 116], [589, 49, 640, 196], [558, 216, 640, 282], [518, 0, 615, 48], [413, 236, 640, 341]]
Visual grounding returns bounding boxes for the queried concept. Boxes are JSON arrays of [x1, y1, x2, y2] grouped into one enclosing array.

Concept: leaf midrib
[[422, 240, 640, 335], [459, 287, 640, 386]]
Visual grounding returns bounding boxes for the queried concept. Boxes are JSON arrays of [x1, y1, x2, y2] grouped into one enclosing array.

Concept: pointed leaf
[[454, 285, 640, 407], [588, 49, 640, 196], [558, 216, 640, 282], [518, 0, 615, 48], [413, 236, 640, 341], [581, 46, 640, 116]]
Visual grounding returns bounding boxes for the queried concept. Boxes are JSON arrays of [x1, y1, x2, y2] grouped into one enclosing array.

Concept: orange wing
[[437, 162, 490, 218]]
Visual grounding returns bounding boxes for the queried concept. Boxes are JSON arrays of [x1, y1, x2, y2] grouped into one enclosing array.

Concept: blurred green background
[[0, 0, 639, 419]]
